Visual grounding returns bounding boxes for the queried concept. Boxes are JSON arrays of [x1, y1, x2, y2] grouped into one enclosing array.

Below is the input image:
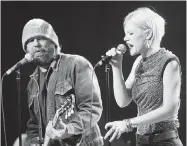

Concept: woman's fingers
[[117, 129, 122, 139], [104, 121, 124, 142], [116, 49, 123, 55], [106, 48, 116, 57], [104, 126, 115, 140], [109, 128, 119, 142], [105, 122, 113, 130]]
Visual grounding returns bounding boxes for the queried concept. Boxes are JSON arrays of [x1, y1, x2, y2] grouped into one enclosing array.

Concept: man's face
[[26, 36, 56, 67]]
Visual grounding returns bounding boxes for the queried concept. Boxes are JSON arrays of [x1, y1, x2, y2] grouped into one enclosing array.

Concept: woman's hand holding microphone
[[105, 44, 126, 68]]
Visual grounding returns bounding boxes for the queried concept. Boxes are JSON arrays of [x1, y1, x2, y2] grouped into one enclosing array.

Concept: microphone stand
[[16, 70, 22, 146], [105, 64, 111, 146]]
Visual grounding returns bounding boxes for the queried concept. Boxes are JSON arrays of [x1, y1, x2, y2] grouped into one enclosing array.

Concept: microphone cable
[[88, 65, 99, 144], [1, 73, 8, 146], [89, 66, 95, 144]]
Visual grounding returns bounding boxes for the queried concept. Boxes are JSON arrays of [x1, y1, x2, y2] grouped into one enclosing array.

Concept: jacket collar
[[29, 53, 64, 78]]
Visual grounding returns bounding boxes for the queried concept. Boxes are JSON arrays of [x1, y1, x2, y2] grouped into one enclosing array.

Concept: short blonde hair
[[123, 7, 165, 46]]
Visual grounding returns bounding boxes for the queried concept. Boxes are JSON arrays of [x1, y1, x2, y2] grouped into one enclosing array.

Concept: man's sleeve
[[66, 56, 103, 136]]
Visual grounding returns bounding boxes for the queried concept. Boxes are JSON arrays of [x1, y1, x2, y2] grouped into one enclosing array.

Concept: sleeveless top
[[131, 48, 181, 135]]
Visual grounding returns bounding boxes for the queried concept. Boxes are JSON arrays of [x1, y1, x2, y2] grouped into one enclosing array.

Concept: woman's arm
[[104, 60, 181, 142], [130, 60, 181, 126], [112, 55, 141, 107]]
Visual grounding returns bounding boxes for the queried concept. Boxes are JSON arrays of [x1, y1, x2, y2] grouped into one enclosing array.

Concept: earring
[[147, 41, 150, 48]]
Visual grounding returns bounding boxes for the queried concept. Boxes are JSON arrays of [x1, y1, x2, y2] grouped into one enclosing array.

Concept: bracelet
[[129, 118, 137, 129], [123, 119, 135, 132]]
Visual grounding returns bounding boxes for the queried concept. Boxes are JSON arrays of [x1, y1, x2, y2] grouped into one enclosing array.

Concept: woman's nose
[[123, 35, 129, 42]]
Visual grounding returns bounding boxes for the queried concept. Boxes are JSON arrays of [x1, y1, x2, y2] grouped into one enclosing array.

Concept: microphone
[[5, 53, 33, 76], [94, 44, 126, 68]]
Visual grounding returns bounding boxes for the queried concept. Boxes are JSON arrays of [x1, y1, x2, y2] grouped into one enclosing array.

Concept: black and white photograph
[[1, 1, 186, 146]]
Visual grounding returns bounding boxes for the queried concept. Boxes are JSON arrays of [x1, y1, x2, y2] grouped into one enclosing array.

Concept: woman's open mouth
[[127, 43, 134, 49]]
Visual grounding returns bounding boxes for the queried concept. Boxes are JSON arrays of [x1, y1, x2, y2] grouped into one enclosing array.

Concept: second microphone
[[94, 44, 127, 68]]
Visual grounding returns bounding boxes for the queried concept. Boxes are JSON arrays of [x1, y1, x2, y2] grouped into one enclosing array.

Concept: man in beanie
[[23, 18, 103, 146]]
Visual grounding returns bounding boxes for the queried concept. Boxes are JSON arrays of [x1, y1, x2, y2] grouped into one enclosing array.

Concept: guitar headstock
[[52, 94, 75, 127], [44, 95, 76, 146], [57, 98, 72, 115], [56, 94, 75, 116]]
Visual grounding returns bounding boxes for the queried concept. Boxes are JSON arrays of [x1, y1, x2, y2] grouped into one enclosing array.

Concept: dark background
[[1, 1, 186, 146]]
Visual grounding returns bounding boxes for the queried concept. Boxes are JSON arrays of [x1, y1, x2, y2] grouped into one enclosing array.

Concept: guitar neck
[[52, 109, 65, 128], [43, 98, 71, 146]]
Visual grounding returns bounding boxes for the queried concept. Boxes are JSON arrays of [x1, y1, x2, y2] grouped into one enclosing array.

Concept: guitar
[[43, 95, 74, 146]]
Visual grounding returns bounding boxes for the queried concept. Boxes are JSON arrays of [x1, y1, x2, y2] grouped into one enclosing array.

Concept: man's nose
[[33, 39, 40, 47]]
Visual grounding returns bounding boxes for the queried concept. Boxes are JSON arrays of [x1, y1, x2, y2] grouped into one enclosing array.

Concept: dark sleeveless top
[[131, 48, 181, 135]]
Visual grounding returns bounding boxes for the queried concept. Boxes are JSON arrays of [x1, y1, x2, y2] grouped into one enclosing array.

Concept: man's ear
[[145, 29, 153, 40]]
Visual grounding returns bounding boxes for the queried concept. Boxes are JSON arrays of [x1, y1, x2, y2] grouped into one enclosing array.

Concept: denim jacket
[[26, 53, 103, 146]]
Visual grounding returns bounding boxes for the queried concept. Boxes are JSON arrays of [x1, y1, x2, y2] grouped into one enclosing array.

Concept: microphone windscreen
[[117, 44, 127, 54]]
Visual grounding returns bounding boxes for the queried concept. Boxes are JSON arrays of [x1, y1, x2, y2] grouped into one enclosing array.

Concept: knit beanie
[[22, 18, 61, 53]]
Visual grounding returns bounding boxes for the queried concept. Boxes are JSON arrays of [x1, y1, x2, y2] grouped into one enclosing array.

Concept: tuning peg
[[65, 111, 68, 119], [68, 111, 71, 117], [71, 109, 74, 114]]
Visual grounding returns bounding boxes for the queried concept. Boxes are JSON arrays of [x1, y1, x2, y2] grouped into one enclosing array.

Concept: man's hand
[[46, 120, 67, 140]]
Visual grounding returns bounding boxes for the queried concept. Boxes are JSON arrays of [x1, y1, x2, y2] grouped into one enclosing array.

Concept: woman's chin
[[129, 48, 139, 56], [130, 51, 136, 56]]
